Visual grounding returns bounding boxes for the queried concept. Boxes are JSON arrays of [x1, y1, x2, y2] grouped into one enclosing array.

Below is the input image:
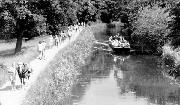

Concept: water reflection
[[56, 24, 180, 105], [117, 56, 180, 105], [61, 49, 180, 105]]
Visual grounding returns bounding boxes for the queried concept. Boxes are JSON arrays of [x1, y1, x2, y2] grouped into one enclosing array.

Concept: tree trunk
[[15, 36, 23, 54]]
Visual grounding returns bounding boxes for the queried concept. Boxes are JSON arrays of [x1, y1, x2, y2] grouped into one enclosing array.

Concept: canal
[[63, 25, 180, 105]]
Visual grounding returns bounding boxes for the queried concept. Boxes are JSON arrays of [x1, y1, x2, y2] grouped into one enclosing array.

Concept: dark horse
[[17, 63, 32, 87]]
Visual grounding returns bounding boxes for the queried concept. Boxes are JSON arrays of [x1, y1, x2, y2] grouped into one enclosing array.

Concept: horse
[[17, 63, 33, 88]]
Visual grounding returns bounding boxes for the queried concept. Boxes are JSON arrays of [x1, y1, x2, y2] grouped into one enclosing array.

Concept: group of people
[[109, 33, 130, 48], [5, 22, 86, 91], [37, 22, 86, 60], [7, 62, 32, 90]]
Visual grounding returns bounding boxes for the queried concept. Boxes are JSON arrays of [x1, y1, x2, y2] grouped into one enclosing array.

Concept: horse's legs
[[20, 78, 23, 88], [9, 75, 13, 90], [12, 80, 16, 90], [28, 76, 30, 80], [40, 51, 43, 60], [10, 80, 13, 90], [23, 78, 25, 85]]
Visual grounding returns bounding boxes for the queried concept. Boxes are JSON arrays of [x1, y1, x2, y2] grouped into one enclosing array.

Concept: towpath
[[0, 27, 84, 105]]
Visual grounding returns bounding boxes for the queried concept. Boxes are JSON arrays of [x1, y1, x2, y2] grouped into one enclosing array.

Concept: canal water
[[64, 25, 180, 105]]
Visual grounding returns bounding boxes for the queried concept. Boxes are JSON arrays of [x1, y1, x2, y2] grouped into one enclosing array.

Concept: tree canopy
[[1, 0, 180, 54]]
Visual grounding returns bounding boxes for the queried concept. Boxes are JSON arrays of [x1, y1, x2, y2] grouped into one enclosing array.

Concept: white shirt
[[49, 36, 53, 45], [42, 42, 46, 50], [38, 43, 43, 51]]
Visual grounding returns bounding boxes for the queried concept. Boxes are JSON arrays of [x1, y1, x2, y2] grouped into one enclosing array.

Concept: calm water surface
[[64, 26, 180, 105], [63, 50, 180, 105]]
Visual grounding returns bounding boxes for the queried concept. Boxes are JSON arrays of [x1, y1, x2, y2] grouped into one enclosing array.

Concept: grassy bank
[[0, 36, 51, 66], [0, 26, 70, 87], [0, 36, 51, 87], [22, 25, 100, 105]]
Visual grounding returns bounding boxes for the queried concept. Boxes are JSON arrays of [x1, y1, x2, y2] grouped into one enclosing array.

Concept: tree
[[76, 0, 98, 23], [0, 0, 78, 54], [0, 0, 44, 53], [1, 0, 35, 53], [168, 2, 180, 47], [131, 5, 171, 53]]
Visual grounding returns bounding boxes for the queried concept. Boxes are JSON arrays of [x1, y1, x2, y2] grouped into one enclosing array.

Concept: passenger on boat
[[109, 36, 113, 42], [112, 39, 119, 47]]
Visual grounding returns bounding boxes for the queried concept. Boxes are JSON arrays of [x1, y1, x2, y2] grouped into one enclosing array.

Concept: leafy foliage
[[0, 0, 80, 53], [168, 2, 180, 47], [131, 5, 171, 53], [0, 0, 179, 53]]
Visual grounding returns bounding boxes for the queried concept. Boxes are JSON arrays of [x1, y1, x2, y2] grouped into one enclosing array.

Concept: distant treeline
[[0, 0, 127, 53], [1, 0, 180, 54], [112, 0, 180, 54]]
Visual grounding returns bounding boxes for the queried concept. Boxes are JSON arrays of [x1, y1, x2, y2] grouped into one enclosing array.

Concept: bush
[[162, 43, 180, 78], [175, 64, 180, 72], [168, 2, 180, 47], [131, 5, 171, 53], [162, 54, 176, 68]]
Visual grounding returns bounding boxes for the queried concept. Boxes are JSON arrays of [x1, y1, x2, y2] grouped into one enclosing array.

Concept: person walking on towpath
[[61, 31, 66, 41], [59, 32, 62, 44], [68, 28, 72, 40], [54, 35, 59, 47], [7, 62, 17, 90], [17, 62, 25, 88], [48, 35, 54, 49], [22, 63, 33, 84], [37, 41, 44, 60], [42, 40, 46, 59]]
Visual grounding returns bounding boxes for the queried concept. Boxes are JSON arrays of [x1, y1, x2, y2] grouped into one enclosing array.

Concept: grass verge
[[22, 26, 97, 105], [0, 35, 51, 87]]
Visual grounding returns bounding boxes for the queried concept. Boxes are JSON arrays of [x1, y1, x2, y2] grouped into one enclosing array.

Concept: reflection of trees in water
[[68, 75, 92, 104], [81, 50, 113, 77], [129, 84, 180, 105], [113, 55, 130, 68], [69, 50, 114, 103], [112, 56, 130, 95], [117, 56, 180, 105], [114, 65, 130, 95], [123, 56, 162, 78]]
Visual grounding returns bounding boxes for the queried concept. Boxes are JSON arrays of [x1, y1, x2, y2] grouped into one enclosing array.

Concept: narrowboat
[[109, 35, 130, 54]]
